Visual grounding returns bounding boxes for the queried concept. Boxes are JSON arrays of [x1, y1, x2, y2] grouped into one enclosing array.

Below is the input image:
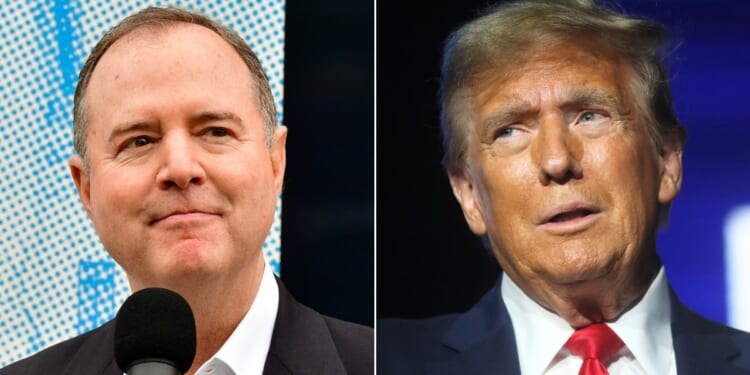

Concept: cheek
[[89, 174, 139, 217], [476, 158, 538, 248], [592, 138, 660, 234], [86, 166, 155, 245], [485, 153, 537, 208], [217, 157, 277, 223], [478, 164, 520, 222]]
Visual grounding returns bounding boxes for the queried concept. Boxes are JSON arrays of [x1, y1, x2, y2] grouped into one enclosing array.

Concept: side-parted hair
[[73, 7, 277, 168], [440, 0, 687, 174]]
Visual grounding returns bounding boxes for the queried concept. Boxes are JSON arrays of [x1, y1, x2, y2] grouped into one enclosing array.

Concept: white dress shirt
[[502, 267, 676, 375], [193, 262, 280, 375]]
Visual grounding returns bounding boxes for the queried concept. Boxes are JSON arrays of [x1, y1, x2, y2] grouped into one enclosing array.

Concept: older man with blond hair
[[378, 1, 750, 374]]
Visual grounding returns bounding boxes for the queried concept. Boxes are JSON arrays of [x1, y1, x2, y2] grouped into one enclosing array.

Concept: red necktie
[[564, 323, 625, 375]]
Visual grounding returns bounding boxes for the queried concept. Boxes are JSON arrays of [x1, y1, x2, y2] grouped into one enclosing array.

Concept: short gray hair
[[440, 0, 687, 174], [73, 7, 277, 168]]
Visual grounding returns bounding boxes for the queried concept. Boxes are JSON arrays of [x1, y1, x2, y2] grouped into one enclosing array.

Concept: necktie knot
[[564, 323, 624, 375]]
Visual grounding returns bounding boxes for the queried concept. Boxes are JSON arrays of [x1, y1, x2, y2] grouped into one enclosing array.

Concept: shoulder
[[377, 280, 514, 374], [670, 292, 750, 372], [377, 314, 462, 373], [378, 314, 460, 350], [270, 280, 373, 374], [378, 279, 506, 360], [322, 315, 373, 374], [685, 309, 750, 352], [691, 311, 750, 346], [724, 324, 750, 354], [0, 322, 115, 375], [322, 314, 373, 351], [672, 292, 750, 347]]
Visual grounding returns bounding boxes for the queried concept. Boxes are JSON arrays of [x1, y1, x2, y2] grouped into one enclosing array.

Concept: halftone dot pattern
[[0, 0, 285, 366]]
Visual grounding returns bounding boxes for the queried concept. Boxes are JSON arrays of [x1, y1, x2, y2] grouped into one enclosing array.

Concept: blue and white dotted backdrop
[[0, 0, 285, 366]]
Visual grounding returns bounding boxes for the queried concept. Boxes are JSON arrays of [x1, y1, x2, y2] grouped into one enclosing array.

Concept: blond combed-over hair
[[440, 0, 687, 174]]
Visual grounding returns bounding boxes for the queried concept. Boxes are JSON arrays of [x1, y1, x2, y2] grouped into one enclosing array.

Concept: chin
[[152, 255, 222, 283], [135, 265, 218, 291], [541, 261, 614, 286], [556, 243, 619, 278]]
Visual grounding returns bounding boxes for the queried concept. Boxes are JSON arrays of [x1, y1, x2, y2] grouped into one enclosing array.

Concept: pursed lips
[[150, 209, 220, 225]]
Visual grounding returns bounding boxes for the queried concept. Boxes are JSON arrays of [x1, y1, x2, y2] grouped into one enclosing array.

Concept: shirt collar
[[502, 272, 572, 375], [501, 267, 672, 375], [608, 267, 673, 375], [196, 262, 280, 375]]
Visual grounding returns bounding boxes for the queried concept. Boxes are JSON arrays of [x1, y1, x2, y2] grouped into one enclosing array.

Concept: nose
[[531, 114, 583, 185], [155, 132, 206, 190]]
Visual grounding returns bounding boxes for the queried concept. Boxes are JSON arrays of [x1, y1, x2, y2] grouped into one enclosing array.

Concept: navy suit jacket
[[378, 277, 750, 374], [1, 280, 373, 375]]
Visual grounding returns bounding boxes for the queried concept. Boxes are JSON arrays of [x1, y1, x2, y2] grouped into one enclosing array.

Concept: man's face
[[70, 24, 286, 291], [450, 42, 682, 309]]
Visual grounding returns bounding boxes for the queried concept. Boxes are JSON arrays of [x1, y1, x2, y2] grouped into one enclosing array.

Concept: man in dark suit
[[1, 281, 371, 374], [378, 0, 750, 374], [1, 7, 371, 375]]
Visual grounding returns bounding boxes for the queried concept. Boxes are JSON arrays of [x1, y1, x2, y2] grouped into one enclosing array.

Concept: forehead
[[84, 23, 255, 119], [470, 40, 630, 114], [94, 23, 249, 78]]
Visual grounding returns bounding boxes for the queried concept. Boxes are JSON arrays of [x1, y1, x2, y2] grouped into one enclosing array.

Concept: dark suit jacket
[[378, 277, 750, 375], [1, 280, 373, 375]]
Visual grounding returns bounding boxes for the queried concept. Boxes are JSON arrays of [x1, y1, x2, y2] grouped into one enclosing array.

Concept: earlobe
[[69, 156, 93, 216], [448, 170, 487, 235], [270, 125, 287, 195], [658, 142, 683, 204]]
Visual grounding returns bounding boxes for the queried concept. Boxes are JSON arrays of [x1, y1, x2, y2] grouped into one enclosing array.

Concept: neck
[[512, 251, 661, 328], [132, 257, 266, 375]]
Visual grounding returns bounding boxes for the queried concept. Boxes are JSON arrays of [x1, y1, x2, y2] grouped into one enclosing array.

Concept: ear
[[448, 169, 487, 235], [270, 125, 287, 195], [657, 141, 683, 204], [69, 156, 93, 216]]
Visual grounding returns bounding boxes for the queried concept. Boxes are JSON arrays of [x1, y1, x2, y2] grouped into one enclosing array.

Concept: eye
[[205, 127, 230, 137], [496, 127, 518, 138], [577, 111, 608, 124], [125, 136, 152, 148]]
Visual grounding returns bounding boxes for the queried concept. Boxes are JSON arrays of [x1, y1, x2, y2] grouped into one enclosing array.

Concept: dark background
[[377, 0, 501, 319], [377, 0, 750, 326], [282, 0, 374, 326]]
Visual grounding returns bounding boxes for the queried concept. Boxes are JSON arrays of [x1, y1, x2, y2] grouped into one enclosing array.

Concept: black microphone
[[114, 288, 197, 375]]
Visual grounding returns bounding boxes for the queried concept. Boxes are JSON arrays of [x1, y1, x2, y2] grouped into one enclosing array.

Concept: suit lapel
[[425, 280, 521, 375], [393, 278, 750, 375], [263, 279, 347, 375], [670, 288, 750, 375], [63, 280, 348, 375], [60, 321, 121, 375]]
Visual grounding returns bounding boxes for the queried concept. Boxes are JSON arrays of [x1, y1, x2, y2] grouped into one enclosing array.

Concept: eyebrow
[[107, 111, 244, 144], [108, 120, 158, 144], [482, 99, 535, 136], [188, 111, 244, 127], [481, 88, 624, 135], [565, 88, 623, 111]]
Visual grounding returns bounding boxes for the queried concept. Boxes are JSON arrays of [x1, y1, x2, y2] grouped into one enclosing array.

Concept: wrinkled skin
[[449, 42, 682, 327], [69, 24, 287, 372]]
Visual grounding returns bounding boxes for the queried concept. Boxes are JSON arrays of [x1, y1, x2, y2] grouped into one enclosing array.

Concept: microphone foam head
[[114, 288, 196, 373]]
